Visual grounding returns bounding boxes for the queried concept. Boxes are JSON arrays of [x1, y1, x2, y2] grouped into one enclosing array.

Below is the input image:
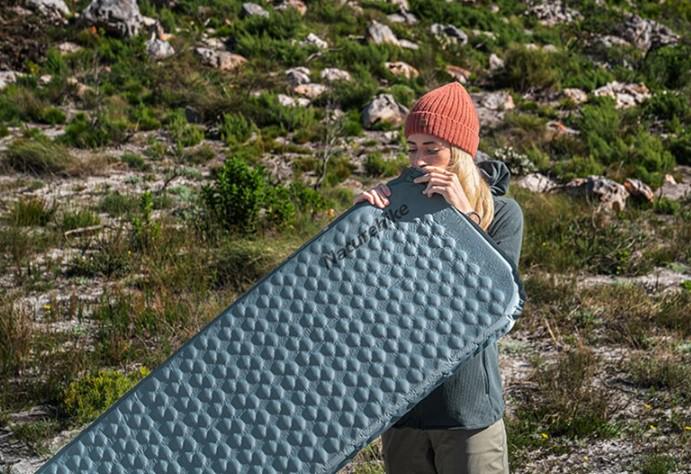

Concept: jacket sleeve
[[486, 198, 524, 332], [486, 198, 524, 270]]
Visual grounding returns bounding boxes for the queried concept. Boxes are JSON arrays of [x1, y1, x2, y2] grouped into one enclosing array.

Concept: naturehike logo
[[320, 204, 409, 269]]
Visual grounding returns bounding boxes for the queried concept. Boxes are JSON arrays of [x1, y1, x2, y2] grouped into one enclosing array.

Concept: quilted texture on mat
[[38, 166, 525, 474]]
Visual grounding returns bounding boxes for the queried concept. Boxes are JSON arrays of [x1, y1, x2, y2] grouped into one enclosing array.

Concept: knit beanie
[[404, 81, 480, 159]]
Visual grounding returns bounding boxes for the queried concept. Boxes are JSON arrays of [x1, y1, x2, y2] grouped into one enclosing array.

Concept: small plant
[[7, 198, 56, 226], [4, 134, 77, 176], [121, 152, 150, 171], [61, 111, 130, 149], [491, 146, 537, 176], [221, 112, 256, 146], [62, 367, 150, 425], [165, 109, 204, 148], [365, 152, 408, 177], [97, 191, 139, 217], [60, 209, 101, 231], [130, 191, 162, 252], [0, 293, 32, 377]]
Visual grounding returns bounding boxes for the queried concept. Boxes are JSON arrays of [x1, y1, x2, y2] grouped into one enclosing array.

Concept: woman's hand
[[353, 183, 391, 208], [413, 165, 474, 214]]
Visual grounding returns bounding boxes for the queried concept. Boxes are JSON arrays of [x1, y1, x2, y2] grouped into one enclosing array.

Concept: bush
[[62, 367, 149, 424], [492, 146, 538, 176], [4, 134, 77, 176], [61, 209, 101, 231], [0, 293, 32, 377], [165, 109, 204, 148], [551, 155, 605, 182], [61, 111, 130, 149], [121, 152, 150, 171], [495, 45, 559, 92], [201, 156, 273, 234], [7, 198, 56, 227], [642, 45, 691, 91], [221, 112, 256, 146], [365, 152, 408, 177]]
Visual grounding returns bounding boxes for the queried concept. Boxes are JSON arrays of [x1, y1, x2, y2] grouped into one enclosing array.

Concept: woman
[[354, 82, 524, 474]]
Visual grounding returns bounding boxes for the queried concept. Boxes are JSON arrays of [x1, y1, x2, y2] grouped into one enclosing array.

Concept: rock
[[388, 0, 408, 9], [561, 176, 630, 212], [562, 87, 588, 105], [430, 23, 468, 47], [471, 29, 497, 41], [361, 93, 409, 129], [473, 90, 515, 111], [624, 178, 654, 202], [385, 61, 419, 79], [26, 0, 70, 20], [597, 35, 631, 48], [387, 11, 417, 25], [67, 77, 92, 97], [195, 48, 247, 70], [515, 173, 558, 193], [39, 74, 52, 85], [320, 68, 351, 82], [274, 0, 306, 15], [367, 20, 399, 46], [81, 0, 145, 37], [293, 83, 328, 99], [57, 42, 82, 54], [397, 39, 419, 50], [469, 91, 514, 128], [285, 66, 311, 87], [446, 65, 471, 84], [593, 81, 650, 109], [146, 36, 175, 60], [302, 32, 328, 49], [655, 166, 691, 201], [545, 120, 579, 138], [489, 53, 504, 72], [527, 0, 582, 27], [241, 2, 269, 18], [617, 12, 679, 52], [0, 71, 23, 90]]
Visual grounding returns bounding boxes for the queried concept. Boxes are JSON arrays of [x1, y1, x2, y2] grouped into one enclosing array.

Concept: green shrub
[[4, 135, 77, 176], [0, 294, 32, 377], [492, 146, 538, 176], [640, 454, 677, 474], [239, 92, 319, 133], [7, 198, 56, 226], [628, 355, 691, 402], [165, 109, 204, 148], [201, 156, 271, 234], [182, 144, 216, 165], [221, 112, 256, 146], [668, 128, 691, 165], [130, 105, 160, 131], [62, 367, 149, 424], [495, 45, 559, 92], [365, 152, 408, 177], [61, 112, 130, 149], [121, 152, 150, 171], [551, 155, 605, 182], [97, 191, 139, 217], [61, 209, 101, 231], [642, 45, 691, 90]]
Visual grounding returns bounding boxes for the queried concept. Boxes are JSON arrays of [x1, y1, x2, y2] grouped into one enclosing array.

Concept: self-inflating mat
[[38, 166, 525, 474]]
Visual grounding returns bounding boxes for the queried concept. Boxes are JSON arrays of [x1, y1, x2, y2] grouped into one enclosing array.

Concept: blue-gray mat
[[38, 166, 525, 474]]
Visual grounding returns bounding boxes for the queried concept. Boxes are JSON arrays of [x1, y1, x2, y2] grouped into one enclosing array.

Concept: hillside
[[0, 0, 690, 473]]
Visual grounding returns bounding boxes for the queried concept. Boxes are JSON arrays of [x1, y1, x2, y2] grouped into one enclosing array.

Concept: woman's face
[[406, 133, 452, 170]]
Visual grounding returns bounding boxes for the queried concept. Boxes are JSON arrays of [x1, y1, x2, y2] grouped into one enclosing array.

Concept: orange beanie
[[404, 81, 481, 159]]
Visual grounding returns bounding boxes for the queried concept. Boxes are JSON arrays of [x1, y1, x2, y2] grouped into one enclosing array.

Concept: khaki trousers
[[381, 418, 509, 474]]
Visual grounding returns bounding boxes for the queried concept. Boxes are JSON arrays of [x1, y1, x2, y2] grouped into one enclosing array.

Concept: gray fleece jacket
[[393, 159, 525, 430]]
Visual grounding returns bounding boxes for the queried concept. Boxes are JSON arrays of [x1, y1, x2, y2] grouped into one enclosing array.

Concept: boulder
[[387, 11, 417, 25], [489, 53, 504, 72], [624, 178, 654, 202], [385, 61, 419, 79], [293, 83, 328, 99], [361, 94, 409, 129], [320, 68, 351, 82], [562, 87, 588, 105], [278, 94, 310, 108], [146, 37, 174, 59], [527, 0, 582, 26], [0, 71, 23, 90], [430, 23, 468, 47], [469, 91, 515, 128], [397, 39, 419, 50], [302, 32, 328, 49], [446, 65, 471, 84], [275, 0, 306, 15], [617, 12, 679, 52], [561, 176, 630, 212], [285, 66, 311, 87], [367, 20, 399, 46], [514, 173, 558, 193], [593, 81, 651, 109], [241, 2, 269, 18], [26, 0, 70, 20], [654, 167, 691, 201], [195, 48, 247, 71], [81, 0, 145, 37]]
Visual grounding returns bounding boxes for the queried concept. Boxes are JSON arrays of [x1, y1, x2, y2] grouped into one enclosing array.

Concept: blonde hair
[[446, 146, 494, 231]]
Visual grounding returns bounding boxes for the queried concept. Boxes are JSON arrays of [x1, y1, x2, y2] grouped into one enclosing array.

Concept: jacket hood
[[477, 159, 511, 196]]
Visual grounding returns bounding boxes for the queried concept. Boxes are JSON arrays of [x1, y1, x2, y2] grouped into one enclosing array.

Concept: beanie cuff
[[405, 111, 480, 158]]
